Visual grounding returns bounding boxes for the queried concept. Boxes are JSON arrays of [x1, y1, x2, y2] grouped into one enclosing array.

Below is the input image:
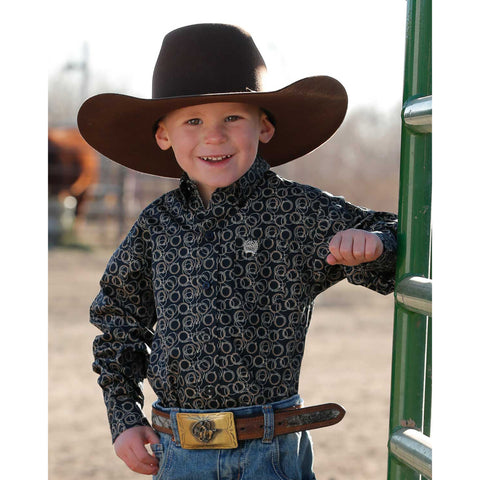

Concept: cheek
[[237, 128, 261, 150], [169, 132, 196, 154]]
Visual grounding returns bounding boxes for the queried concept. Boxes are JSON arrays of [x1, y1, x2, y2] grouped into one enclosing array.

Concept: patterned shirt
[[90, 157, 397, 441]]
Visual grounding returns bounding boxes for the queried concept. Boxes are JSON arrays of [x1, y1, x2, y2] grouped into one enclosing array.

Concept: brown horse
[[48, 127, 99, 242], [48, 127, 99, 217]]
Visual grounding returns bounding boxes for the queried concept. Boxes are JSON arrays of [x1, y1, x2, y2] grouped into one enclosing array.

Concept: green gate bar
[[387, 0, 432, 479]]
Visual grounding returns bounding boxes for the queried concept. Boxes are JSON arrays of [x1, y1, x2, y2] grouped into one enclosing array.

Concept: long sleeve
[[310, 191, 397, 298], [90, 216, 157, 442]]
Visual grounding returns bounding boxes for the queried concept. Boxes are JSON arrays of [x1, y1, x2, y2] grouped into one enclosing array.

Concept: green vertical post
[[387, 0, 432, 479]]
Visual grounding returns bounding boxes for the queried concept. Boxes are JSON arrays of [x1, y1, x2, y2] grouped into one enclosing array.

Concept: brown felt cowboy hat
[[77, 23, 348, 178]]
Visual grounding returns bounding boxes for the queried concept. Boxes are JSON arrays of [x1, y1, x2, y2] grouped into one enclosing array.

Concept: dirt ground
[[49, 245, 395, 480]]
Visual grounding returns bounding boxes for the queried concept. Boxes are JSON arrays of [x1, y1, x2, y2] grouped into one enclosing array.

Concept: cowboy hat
[[77, 23, 348, 178]]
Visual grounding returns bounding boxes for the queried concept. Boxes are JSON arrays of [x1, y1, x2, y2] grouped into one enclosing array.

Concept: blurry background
[[48, 1, 406, 478], [48, 0, 404, 249]]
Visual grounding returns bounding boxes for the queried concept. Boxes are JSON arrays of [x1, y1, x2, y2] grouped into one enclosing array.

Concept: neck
[[197, 184, 214, 208]]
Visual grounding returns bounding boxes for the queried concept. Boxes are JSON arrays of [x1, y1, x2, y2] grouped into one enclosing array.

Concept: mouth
[[199, 154, 233, 163]]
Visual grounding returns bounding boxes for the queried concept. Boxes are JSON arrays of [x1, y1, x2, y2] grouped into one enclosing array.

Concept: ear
[[155, 123, 172, 150], [258, 114, 275, 144]]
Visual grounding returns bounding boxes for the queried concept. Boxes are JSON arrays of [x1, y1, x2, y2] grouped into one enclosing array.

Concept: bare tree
[[275, 106, 401, 213]]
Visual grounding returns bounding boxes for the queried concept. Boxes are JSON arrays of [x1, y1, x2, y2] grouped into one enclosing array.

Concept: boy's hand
[[114, 425, 160, 475], [326, 229, 383, 266]]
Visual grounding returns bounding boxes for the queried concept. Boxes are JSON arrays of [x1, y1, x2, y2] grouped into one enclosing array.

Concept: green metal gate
[[387, 0, 432, 478]]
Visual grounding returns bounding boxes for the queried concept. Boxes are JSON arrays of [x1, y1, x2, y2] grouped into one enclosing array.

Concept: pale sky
[[48, 0, 407, 114]]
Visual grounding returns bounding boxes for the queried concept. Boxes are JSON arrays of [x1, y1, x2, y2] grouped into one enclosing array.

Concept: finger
[[365, 233, 383, 262], [338, 232, 355, 264], [326, 253, 338, 265], [352, 232, 367, 262], [113, 426, 161, 474], [328, 232, 341, 256], [131, 443, 159, 468], [329, 232, 353, 265], [328, 232, 345, 263], [128, 446, 159, 475], [116, 447, 143, 474], [144, 428, 161, 445]]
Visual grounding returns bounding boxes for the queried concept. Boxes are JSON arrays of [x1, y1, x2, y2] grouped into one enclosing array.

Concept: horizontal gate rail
[[389, 428, 432, 479], [395, 275, 432, 316], [403, 95, 432, 133]]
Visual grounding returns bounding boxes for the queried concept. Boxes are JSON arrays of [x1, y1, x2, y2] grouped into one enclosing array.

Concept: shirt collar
[[179, 156, 270, 210]]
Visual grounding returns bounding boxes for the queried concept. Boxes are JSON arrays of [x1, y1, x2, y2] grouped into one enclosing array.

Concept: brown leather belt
[[152, 403, 345, 449]]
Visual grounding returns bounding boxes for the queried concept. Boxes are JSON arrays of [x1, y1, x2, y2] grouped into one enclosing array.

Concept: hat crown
[[152, 24, 267, 98]]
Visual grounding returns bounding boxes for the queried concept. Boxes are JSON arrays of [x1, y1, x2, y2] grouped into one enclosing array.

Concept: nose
[[203, 122, 227, 144]]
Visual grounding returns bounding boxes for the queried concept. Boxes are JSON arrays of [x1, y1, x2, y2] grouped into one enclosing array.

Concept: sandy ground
[[49, 246, 394, 480]]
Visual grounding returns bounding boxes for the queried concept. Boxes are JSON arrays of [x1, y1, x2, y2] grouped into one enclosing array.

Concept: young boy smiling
[[78, 24, 397, 479], [155, 102, 275, 207]]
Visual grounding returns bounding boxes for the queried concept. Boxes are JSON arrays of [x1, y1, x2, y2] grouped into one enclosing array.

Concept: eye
[[225, 115, 241, 122], [186, 118, 202, 126]]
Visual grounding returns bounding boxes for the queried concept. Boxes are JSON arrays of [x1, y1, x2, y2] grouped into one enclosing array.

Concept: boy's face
[[155, 102, 275, 204]]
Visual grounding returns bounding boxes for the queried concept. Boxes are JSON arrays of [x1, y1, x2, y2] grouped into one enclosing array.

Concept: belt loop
[[169, 408, 181, 445], [262, 405, 274, 444]]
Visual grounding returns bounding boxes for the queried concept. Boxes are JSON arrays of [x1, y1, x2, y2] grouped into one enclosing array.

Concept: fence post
[[387, 0, 432, 478]]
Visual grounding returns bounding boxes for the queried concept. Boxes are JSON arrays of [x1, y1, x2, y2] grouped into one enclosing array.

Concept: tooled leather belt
[[152, 403, 345, 449]]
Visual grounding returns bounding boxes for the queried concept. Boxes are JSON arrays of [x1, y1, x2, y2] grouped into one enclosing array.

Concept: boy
[[78, 24, 397, 479]]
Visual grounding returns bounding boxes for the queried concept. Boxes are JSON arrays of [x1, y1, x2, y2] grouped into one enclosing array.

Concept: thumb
[[326, 253, 338, 265], [144, 427, 160, 445]]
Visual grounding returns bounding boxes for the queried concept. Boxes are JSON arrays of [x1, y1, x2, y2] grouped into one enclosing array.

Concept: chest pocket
[[229, 236, 288, 312]]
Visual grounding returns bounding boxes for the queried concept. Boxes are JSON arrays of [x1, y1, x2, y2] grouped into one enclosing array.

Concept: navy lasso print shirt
[[90, 157, 398, 441]]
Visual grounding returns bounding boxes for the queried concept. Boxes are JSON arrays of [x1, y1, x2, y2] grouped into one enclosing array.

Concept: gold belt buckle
[[176, 411, 238, 449]]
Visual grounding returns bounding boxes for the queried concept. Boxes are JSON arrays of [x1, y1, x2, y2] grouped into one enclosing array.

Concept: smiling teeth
[[201, 155, 232, 161]]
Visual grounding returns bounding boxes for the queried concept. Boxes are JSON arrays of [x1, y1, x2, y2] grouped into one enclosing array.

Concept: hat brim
[[77, 76, 347, 178]]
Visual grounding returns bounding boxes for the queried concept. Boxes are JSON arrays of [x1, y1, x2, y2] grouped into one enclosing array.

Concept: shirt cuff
[[361, 230, 397, 272], [343, 231, 397, 295], [106, 394, 151, 443]]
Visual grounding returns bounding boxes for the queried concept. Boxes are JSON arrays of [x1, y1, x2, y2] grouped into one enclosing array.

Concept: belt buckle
[[176, 411, 238, 449]]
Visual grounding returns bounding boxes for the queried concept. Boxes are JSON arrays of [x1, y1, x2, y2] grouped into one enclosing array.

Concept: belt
[[152, 402, 345, 449]]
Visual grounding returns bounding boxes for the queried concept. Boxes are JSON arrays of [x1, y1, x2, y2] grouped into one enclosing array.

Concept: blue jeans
[[151, 395, 315, 480]]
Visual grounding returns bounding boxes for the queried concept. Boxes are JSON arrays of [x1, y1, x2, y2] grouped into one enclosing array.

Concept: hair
[[261, 108, 276, 127]]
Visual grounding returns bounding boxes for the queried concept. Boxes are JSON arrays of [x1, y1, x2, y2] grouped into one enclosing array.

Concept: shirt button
[[202, 280, 211, 289], [205, 230, 215, 241], [205, 385, 215, 398]]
